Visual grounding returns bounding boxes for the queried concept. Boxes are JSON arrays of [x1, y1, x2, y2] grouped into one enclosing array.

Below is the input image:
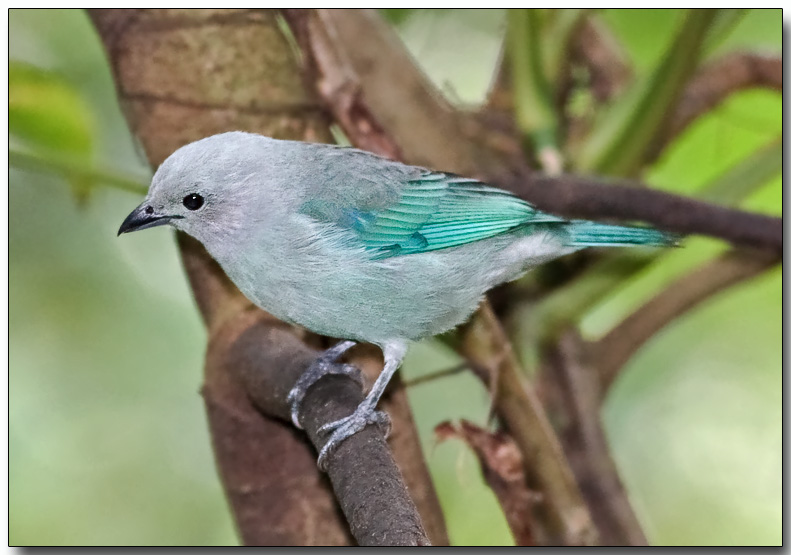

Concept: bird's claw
[[316, 405, 391, 471], [288, 342, 362, 429]]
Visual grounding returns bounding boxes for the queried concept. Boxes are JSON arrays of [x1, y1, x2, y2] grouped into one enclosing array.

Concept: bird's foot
[[316, 401, 391, 470], [287, 341, 362, 429]]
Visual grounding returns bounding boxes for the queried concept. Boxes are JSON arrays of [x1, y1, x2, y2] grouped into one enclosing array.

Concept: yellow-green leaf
[[10, 60, 96, 198]]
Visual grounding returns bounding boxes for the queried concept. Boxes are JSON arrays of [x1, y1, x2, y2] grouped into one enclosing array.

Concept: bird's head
[[118, 132, 282, 248]]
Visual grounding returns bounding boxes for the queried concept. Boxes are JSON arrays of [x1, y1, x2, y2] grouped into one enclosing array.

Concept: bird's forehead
[[149, 148, 204, 196], [147, 132, 271, 203]]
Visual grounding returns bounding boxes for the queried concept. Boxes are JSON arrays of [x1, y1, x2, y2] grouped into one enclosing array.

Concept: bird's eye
[[183, 194, 204, 211]]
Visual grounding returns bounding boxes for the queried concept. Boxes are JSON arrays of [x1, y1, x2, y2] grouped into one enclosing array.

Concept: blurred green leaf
[[10, 60, 94, 155], [702, 9, 747, 53], [698, 137, 781, 206], [542, 9, 588, 86], [380, 9, 418, 25], [10, 60, 96, 199], [508, 9, 561, 167], [574, 9, 719, 176]]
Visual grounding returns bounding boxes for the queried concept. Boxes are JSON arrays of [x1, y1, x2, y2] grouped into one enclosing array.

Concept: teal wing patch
[[306, 172, 565, 259]]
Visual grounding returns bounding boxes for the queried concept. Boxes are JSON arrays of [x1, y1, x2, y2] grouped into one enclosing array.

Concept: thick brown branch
[[91, 8, 446, 546], [593, 249, 779, 392], [208, 306, 430, 545], [501, 172, 782, 254]]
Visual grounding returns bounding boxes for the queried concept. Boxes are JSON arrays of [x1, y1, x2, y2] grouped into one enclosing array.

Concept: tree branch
[[571, 16, 632, 103], [90, 8, 446, 546], [499, 172, 782, 254], [456, 305, 599, 545], [540, 330, 647, 545], [9, 148, 149, 195], [656, 52, 782, 158], [592, 249, 779, 392]]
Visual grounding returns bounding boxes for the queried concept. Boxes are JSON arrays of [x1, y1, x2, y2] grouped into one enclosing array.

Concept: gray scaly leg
[[316, 340, 408, 470], [287, 340, 361, 428]]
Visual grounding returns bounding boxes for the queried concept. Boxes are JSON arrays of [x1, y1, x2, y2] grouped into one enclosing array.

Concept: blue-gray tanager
[[119, 131, 674, 468]]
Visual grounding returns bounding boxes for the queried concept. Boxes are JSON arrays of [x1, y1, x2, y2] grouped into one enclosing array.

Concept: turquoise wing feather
[[304, 171, 565, 259]]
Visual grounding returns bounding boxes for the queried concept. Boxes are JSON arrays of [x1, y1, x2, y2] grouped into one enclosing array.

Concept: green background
[[9, 9, 781, 545]]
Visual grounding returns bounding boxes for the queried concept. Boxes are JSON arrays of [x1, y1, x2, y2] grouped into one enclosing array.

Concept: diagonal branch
[[282, 8, 515, 177], [540, 330, 647, 545], [456, 305, 599, 545], [651, 51, 782, 161], [90, 8, 446, 546], [592, 249, 779, 393]]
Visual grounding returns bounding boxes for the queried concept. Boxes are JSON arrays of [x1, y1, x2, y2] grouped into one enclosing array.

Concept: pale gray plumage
[[119, 131, 674, 468]]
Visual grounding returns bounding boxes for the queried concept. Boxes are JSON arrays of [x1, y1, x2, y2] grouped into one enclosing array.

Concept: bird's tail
[[567, 221, 679, 248]]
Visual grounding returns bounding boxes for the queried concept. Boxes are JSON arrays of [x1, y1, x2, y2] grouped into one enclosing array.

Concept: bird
[[118, 131, 675, 469]]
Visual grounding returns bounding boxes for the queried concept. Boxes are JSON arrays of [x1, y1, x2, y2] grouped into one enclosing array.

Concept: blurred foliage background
[[9, 9, 781, 546]]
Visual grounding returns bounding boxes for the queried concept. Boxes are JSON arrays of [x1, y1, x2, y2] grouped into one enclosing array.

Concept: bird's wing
[[301, 170, 566, 259]]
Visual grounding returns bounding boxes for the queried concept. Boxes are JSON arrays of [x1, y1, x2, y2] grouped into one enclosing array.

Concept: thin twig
[[9, 148, 149, 195], [593, 249, 779, 392], [402, 363, 468, 388], [457, 304, 599, 545], [541, 330, 648, 545], [652, 51, 782, 161]]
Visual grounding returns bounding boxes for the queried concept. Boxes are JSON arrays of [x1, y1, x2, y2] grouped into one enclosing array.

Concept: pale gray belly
[[212, 228, 567, 345]]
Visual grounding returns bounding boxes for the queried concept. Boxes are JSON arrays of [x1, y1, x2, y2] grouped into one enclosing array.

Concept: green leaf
[[9, 61, 96, 199], [698, 137, 781, 206], [542, 9, 588, 87], [9, 61, 94, 155], [703, 9, 747, 53], [379, 9, 418, 25], [573, 9, 719, 176], [508, 9, 558, 150]]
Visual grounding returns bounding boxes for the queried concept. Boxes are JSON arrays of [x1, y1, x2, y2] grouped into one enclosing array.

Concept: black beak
[[118, 203, 180, 236]]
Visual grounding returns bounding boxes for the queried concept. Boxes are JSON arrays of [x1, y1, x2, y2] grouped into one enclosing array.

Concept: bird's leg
[[316, 341, 407, 470], [287, 340, 362, 428]]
